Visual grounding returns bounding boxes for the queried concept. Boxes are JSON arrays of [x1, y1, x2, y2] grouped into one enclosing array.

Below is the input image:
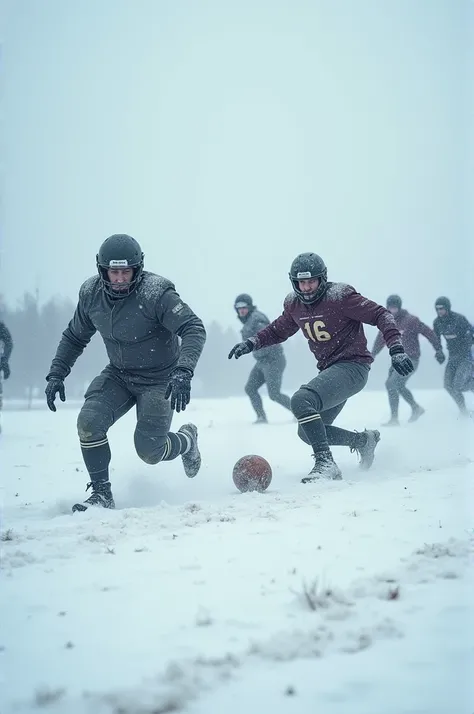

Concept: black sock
[[298, 413, 330, 452], [80, 438, 111, 483], [161, 432, 190, 461], [325, 425, 356, 448]]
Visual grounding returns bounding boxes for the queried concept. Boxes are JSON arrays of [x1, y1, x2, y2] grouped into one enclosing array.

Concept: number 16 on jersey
[[303, 320, 331, 342]]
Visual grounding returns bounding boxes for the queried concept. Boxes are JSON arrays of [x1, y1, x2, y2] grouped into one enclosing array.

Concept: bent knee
[[137, 451, 164, 465], [291, 387, 317, 417], [134, 431, 167, 465], [77, 407, 107, 442]]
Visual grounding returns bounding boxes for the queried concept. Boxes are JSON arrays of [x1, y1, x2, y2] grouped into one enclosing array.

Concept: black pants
[[444, 358, 472, 413], [385, 358, 419, 417], [291, 362, 370, 451], [245, 357, 291, 419], [77, 366, 185, 481]]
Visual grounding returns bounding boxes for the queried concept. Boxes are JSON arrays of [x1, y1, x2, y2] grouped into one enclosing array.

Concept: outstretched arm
[[342, 290, 402, 349], [47, 287, 97, 380], [252, 303, 299, 350], [371, 330, 385, 357], [417, 319, 442, 351]]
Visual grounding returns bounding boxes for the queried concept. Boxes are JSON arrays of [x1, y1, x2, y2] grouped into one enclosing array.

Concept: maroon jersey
[[253, 283, 402, 371], [372, 309, 441, 360]]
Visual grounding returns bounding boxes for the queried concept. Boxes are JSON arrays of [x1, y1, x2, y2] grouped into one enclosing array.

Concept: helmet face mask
[[289, 253, 328, 304], [97, 234, 144, 298]]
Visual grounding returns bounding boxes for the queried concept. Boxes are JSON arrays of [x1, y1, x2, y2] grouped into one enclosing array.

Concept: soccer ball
[[232, 455, 272, 493]]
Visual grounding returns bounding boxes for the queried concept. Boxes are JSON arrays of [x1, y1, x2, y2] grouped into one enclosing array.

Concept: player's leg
[[263, 357, 292, 412], [74, 370, 135, 511], [298, 388, 380, 471], [298, 401, 346, 443], [291, 362, 370, 481], [383, 366, 401, 426], [244, 363, 267, 423], [443, 359, 466, 413], [451, 359, 471, 415], [134, 383, 201, 478], [397, 359, 424, 422]]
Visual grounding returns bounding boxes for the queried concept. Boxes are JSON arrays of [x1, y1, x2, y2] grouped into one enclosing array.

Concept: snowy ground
[[1, 388, 474, 714]]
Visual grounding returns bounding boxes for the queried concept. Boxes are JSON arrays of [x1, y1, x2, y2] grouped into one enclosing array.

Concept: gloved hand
[[228, 339, 255, 360], [0, 358, 10, 380], [45, 376, 66, 412], [165, 367, 192, 412], [434, 350, 446, 365], [389, 345, 414, 376]]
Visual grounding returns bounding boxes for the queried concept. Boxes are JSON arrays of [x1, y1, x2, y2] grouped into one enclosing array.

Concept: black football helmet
[[234, 293, 254, 322], [434, 296, 451, 312], [234, 293, 254, 310], [386, 294, 402, 311], [96, 234, 144, 298], [289, 253, 328, 304]]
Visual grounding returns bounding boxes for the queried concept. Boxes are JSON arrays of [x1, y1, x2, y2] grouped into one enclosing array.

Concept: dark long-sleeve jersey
[[433, 311, 474, 360], [47, 272, 206, 382], [252, 283, 402, 372]]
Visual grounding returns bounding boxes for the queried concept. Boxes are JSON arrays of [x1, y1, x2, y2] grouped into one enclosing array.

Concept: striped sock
[[161, 432, 190, 462], [297, 413, 329, 452], [80, 437, 111, 482]]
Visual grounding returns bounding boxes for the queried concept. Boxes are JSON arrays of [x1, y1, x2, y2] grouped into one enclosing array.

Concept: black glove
[[0, 358, 10, 380], [435, 350, 446, 365], [228, 339, 255, 360], [45, 377, 66, 412], [164, 367, 192, 413], [389, 345, 414, 376]]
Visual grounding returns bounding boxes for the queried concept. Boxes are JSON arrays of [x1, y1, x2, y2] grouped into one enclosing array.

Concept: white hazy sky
[[2, 0, 472, 327]]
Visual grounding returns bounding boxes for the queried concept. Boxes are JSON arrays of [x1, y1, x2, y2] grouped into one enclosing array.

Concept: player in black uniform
[[433, 297, 473, 416]]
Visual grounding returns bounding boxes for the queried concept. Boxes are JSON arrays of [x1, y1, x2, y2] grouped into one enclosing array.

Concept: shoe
[[351, 429, 381, 470], [382, 418, 399, 427], [302, 450, 342, 483], [72, 481, 115, 513], [408, 406, 425, 423], [178, 423, 201, 478], [253, 416, 268, 424]]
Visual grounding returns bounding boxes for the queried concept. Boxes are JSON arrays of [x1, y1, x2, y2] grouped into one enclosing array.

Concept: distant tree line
[[1, 291, 445, 407]]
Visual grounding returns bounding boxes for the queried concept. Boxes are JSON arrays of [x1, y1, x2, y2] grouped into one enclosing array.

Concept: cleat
[[382, 418, 399, 427], [351, 429, 381, 470], [72, 481, 115, 513], [178, 423, 201, 478], [302, 449, 342, 482], [408, 406, 425, 423]]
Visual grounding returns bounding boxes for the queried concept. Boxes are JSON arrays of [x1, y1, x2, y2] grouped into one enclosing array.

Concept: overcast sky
[[2, 0, 471, 327]]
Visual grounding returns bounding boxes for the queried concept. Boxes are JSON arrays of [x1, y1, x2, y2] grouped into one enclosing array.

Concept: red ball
[[232, 455, 272, 493]]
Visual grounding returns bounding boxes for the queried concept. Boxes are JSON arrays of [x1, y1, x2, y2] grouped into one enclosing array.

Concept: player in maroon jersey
[[372, 294, 442, 426], [228, 253, 414, 481]]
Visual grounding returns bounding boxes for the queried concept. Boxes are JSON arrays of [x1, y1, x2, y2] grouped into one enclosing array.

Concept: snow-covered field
[[1, 389, 474, 714]]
